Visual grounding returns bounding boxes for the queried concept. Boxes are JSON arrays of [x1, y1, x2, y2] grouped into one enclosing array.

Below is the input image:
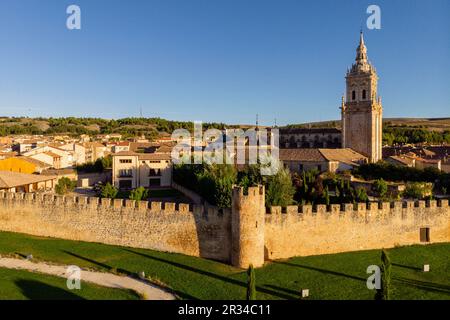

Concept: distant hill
[[0, 117, 241, 138], [284, 117, 450, 132]]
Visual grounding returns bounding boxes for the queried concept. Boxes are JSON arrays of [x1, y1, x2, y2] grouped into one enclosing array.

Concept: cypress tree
[[247, 264, 256, 300], [375, 249, 392, 300]]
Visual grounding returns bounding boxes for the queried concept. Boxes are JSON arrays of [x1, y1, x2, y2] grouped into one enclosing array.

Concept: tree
[[375, 250, 392, 300], [355, 187, 369, 203], [100, 183, 118, 199], [373, 178, 388, 199], [321, 186, 330, 206], [55, 177, 76, 195], [246, 264, 256, 300], [265, 166, 295, 207], [402, 182, 433, 200], [129, 187, 149, 201]]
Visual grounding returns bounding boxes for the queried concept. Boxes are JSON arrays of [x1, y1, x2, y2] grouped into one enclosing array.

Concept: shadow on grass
[[394, 277, 450, 295], [262, 284, 299, 299], [15, 279, 85, 300], [392, 263, 422, 271], [273, 261, 366, 282], [122, 248, 294, 300], [62, 250, 129, 275]]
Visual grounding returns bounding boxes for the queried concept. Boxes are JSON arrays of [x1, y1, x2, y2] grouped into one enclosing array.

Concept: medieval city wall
[[264, 200, 450, 260], [0, 190, 449, 268], [0, 192, 231, 262]]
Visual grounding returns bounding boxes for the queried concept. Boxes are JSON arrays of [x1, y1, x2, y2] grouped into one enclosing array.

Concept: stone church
[[280, 32, 382, 164]]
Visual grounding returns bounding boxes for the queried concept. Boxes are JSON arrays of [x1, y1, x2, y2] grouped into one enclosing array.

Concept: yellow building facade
[[0, 157, 39, 174]]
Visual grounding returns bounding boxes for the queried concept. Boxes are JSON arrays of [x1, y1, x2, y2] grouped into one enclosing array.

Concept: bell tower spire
[[341, 32, 383, 163]]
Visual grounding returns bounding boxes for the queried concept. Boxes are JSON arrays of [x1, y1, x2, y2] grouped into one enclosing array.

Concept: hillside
[[285, 117, 450, 132], [0, 117, 238, 138]]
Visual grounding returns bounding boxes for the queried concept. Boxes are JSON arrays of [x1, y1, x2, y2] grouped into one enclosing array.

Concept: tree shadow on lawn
[[273, 261, 366, 282], [61, 250, 129, 275], [122, 248, 294, 300], [393, 277, 450, 296], [15, 279, 85, 300], [392, 263, 422, 272]]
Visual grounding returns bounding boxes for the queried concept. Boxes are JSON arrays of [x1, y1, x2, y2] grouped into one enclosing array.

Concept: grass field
[[0, 231, 448, 300], [0, 267, 140, 300]]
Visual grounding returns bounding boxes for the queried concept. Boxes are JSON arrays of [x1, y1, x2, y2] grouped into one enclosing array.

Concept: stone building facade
[[341, 32, 383, 163], [279, 128, 341, 149]]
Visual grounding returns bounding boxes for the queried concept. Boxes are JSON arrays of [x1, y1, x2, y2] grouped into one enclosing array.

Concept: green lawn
[[0, 267, 140, 300], [0, 231, 448, 300]]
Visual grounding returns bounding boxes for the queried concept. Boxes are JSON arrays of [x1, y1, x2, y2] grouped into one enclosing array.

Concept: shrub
[[402, 182, 433, 200], [355, 187, 369, 203], [373, 178, 388, 198], [100, 183, 118, 199], [129, 187, 149, 201], [55, 177, 76, 195]]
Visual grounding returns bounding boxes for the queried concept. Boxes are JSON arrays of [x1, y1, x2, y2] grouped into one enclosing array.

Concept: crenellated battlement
[[265, 199, 448, 216], [0, 191, 230, 219]]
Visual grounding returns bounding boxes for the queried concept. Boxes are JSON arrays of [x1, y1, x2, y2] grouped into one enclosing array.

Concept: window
[[299, 164, 304, 172], [119, 159, 132, 164], [149, 169, 161, 177], [119, 169, 133, 177], [119, 180, 132, 189], [362, 89, 367, 100], [352, 90, 356, 100], [420, 228, 430, 243], [149, 178, 161, 187], [317, 165, 322, 171], [149, 160, 161, 164]]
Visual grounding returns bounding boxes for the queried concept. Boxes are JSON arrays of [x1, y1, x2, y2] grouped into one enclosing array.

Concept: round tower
[[231, 185, 265, 268]]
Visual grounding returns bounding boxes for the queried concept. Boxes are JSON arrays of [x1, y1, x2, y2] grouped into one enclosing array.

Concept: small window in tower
[[352, 91, 356, 100], [362, 90, 367, 100]]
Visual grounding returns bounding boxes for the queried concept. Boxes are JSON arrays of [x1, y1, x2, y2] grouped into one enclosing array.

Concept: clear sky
[[0, 0, 449, 125]]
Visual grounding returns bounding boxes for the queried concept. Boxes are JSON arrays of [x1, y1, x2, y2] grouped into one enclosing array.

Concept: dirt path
[[0, 256, 175, 300]]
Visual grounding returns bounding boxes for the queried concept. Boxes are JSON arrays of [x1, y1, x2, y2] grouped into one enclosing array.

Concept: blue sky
[[0, 0, 449, 125]]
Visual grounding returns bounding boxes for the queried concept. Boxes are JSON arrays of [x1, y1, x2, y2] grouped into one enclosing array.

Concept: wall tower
[[231, 185, 265, 268]]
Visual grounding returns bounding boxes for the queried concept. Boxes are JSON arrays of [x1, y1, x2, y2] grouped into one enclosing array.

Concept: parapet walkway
[[0, 256, 175, 300]]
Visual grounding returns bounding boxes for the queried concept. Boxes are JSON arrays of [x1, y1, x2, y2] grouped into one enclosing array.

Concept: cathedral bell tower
[[341, 32, 382, 163]]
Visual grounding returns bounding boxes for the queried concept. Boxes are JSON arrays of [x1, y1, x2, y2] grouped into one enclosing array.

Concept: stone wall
[[0, 190, 449, 268], [265, 200, 450, 260], [0, 192, 231, 262]]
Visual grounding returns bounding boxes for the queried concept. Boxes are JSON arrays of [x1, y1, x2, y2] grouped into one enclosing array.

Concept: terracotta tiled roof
[[279, 148, 366, 165], [388, 156, 415, 166], [279, 149, 326, 162], [318, 148, 367, 164], [0, 171, 56, 188], [19, 156, 51, 168], [44, 151, 61, 158]]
